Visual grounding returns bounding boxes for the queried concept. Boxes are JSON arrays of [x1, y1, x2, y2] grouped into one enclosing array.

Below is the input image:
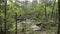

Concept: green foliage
[[0, 0, 58, 34]]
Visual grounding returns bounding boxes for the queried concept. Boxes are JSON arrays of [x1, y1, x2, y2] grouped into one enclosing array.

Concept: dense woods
[[0, 0, 58, 34]]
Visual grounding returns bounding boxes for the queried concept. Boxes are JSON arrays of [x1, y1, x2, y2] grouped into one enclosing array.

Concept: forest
[[0, 0, 58, 34]]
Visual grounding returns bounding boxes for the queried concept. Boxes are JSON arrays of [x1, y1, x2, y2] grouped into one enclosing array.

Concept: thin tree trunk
[[15, 13, 17, 34], [4, 0, 7, 34], [57, 0, 60, 34]]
